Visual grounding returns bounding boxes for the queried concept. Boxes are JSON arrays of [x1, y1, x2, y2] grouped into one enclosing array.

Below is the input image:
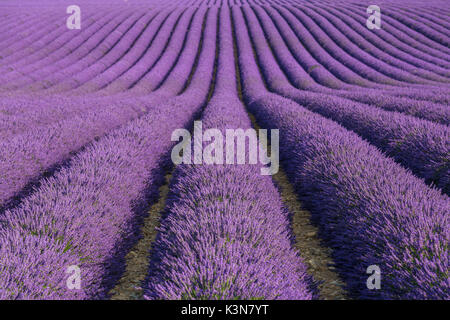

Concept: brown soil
[[109, 172, 171, 300], [247, 112, 347, 300], [272, 169, 347, 300]]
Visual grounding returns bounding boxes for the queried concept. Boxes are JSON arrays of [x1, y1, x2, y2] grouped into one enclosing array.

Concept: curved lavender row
[[0, 6, 209, 205], [416, 7, 450, 28], [400, 8, 450, 36], [284, 6, 407, 87], [337, 5, 450, 66], [350, 2, 450, 43], [99, 8, 186, 94], [0, 6, 218, 299], [0, 12, 111, 89], [67, 8, 185, 95], [0, 9, 104, 74], [14, 9, 137, 93], [255, 4, 347, 90], [243, 5, 450, 194], [383, 6, 450, 46], [384, 88, 450, 105], [272, 5, 377, 88], [0, 10, 63, 57], [144, 6, 312, 300], [398, 6, 450, 30], [422, 6, 450, 17], [275, 3, 443, 92], [421, 6, 450, 19], [0, 97, 150, 207], [65, 9, 166, 95], [251, 4, 450, 123], [259, 3, 450, 105], [255, 5, 450, 124], [0, 95, 205, 299], [267, 1, 450, 94], [0, 10, 101, 72], [0, 11, 31, 30], [0, 1, 216, 204], [288, 4, 450, 92], [345, 3, 450, 56], [46, 11, 149, 93], [126, 6, 207, 95], [0, 12, 57, 52], [258, 4, 447, 94], [300, 6, 442, 85], [0, 7, 206, 137], [324, 5, 450, 73], [117, 3, 217, 100], [305, 5, 450, 82], [335, 91, 450, 125], [0, 12, 29, 28], [0, 5, 204, 127], [0, 9, 125, 90], [233, 5, 449, 299], [75, 7, 200, 95], [25, 9, 144, 93]]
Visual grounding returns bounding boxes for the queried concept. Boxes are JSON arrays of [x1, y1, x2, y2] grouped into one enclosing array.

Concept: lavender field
[[0, 0, 448, 300]]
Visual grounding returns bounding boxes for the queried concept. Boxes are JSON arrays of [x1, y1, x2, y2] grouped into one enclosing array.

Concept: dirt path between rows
[[109, 171, 171, 300], [271, 168, 347, 300]]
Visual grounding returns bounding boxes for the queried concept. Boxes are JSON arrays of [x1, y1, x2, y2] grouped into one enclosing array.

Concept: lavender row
[[242, 5, 450, 193], [0, 5, 209, 206], [26, 10, 145, 93], [0, 94, 204, 299], [301, 6, 442, 85], [0, 6, 218, 299], [382, 6, 450, 47], [144, 6, 312, 300], [1, 9, 125, 90], [0, 6, 206, 137], [304, 5, 450, 82], [254, 4, 345, 91], [69, 9, 167, 95], [288, 4, 450, 91], [47, 11, 149, 93], [0, 10, 105, 77], [284, 6, 406, 87], [338, 4, 450, 65], [0, 9, 63, 59], [67, 8, 185, 95], [78, 6, 201, 95], [272, 5, 377, 88], [99, 8, 186, 95], [316, 5, 450, 76], [254, 5, 450, 124], [0, 98, 147, 208], [0, 11, 59, 52], [0, 10, 101, 73], [233, 5, 449, 299], [345, 3, 450, 57], [6, 10, 134, 93]]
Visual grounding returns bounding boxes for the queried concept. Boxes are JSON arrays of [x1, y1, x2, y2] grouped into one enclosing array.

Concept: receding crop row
[[0, 10, 133, 91], [311, 5, 450, 78], [144, 7, 312, 300], [0, 6, 217, 299], [233, 5, 449, 299], [242, 5, 450, 194], [0, 0, 448, 300]]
